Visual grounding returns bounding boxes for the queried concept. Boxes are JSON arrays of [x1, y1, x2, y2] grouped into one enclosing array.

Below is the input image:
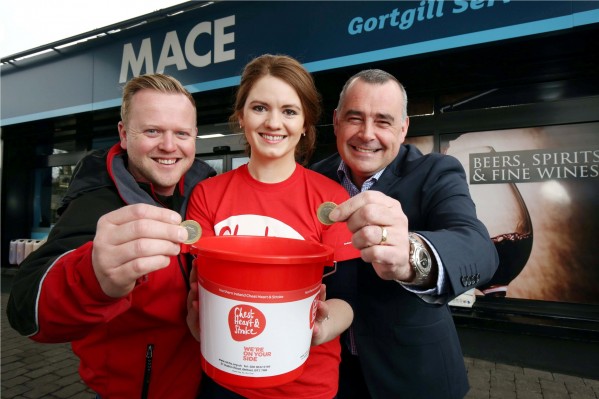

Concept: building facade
[[2, 0, 598, 378]]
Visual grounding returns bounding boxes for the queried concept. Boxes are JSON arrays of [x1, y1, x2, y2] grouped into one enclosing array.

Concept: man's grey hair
[[337, 69, 408, 121]]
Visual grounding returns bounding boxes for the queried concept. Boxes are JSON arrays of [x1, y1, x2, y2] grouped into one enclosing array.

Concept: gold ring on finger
[[379, 226, 388, 245]]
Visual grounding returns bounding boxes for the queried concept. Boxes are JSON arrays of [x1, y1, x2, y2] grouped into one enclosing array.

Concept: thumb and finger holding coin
[[317, 202, 390, 247], [317, 202, 338, 225], [180, 220, 202, 244]]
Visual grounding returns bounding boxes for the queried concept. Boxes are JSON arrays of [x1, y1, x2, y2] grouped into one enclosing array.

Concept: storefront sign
[[469, 148, 599, 183], [2, 1, 599, 125]]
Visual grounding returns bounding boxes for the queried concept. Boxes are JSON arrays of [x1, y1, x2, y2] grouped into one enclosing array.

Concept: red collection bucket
[[191, 236, 335, 388]]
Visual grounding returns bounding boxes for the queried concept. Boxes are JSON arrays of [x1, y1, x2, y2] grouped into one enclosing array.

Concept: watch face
[[415, 247, 431, 270], [417, 251, 427, 267], [409, 235, 432, 283]]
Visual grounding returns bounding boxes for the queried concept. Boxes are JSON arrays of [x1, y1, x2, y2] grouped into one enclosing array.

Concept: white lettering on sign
[[347, 0, 511, 35], [469, 149, 599, 184], [119, 15, 235, 83]]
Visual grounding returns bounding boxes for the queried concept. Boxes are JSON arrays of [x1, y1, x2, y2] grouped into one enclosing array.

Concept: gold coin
[[181, 220, 202, 244], [317, 202, 337, 225]]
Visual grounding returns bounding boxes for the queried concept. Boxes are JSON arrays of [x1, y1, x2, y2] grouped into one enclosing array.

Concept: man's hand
[[92, 204, 189, 298], [329, 191, 415, 282]]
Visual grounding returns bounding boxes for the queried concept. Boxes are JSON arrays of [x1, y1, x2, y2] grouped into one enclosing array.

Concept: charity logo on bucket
[[199, 279, 321, 380], [229, 305, 266, 341]]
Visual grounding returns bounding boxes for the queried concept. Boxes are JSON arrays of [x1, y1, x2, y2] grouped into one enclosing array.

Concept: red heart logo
[[228, 305, 266, 342]]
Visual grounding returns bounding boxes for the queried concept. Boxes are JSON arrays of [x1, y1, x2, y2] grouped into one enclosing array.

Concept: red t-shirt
[[187, 163, 359, 399]]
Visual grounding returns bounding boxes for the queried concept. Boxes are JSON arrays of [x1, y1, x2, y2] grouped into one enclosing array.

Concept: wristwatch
[[406, 233, 432, 285]]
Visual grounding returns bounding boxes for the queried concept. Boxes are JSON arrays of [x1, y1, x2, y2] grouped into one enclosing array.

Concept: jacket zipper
[[141, 344, 154, 399], [178, 254, 191, 291]]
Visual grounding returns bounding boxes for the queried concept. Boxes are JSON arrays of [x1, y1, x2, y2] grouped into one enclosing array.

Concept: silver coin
[[317, 202, 337, 225], [181, 220, 202, 244]]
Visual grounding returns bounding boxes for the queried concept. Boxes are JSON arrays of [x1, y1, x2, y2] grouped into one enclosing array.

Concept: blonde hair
[[121, 74, 196, 125]]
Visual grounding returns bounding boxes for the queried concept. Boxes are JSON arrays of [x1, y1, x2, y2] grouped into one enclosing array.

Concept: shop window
[[202, 158, 225, 175], [31, 163, 76, 239]]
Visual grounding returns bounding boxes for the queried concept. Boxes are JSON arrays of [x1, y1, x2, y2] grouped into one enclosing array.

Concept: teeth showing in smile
[[157, 159, 177, 165], [260, 134, 285, 142], [354, 146, 377, 153]]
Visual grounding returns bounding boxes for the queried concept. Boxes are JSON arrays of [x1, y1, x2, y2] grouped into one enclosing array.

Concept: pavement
[[2, 270, 599, 399]]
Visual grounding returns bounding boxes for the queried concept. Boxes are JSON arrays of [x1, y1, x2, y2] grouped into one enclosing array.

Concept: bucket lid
[[190, 236, 334, 264]]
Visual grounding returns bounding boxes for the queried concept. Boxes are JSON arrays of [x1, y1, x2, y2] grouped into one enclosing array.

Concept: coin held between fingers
[[181, 220, 202, 244], [317, 202, 337, 225]]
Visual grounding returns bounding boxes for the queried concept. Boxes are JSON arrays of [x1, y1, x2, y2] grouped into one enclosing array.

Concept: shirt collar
[[337, 160, 386, 197]]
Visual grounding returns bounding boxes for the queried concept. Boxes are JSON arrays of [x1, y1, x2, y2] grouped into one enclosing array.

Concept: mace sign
[[119, 15, 236, 83], [2, 1, 599, 125]]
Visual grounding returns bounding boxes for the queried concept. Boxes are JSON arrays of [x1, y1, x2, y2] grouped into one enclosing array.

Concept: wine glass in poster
[[447, 146, 533, 297], [442, 123, 599, 305]]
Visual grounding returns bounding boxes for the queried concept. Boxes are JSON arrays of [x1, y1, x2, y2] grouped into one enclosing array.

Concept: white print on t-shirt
[[214, 214, 304, 240]]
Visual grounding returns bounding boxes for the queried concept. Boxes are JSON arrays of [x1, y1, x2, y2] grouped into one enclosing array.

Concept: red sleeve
[[186, 182, 217, 238], [322, 187, 360, 262], [34, 242, 131, 343], [181, 182, 217, 253]]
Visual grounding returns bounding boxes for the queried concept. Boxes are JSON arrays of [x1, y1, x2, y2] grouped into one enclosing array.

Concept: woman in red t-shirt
[[186, 54, 360, 399]]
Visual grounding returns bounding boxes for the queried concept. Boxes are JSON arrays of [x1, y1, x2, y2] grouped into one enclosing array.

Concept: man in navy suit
[[311, 69, 499, 399]]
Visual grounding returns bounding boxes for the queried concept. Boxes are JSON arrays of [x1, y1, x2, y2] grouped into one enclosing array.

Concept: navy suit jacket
[[312, 144, 499, 399]]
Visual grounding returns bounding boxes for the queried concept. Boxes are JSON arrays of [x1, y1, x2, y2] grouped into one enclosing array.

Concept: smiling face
[[118, 88, 198, 196], [333, 78, 409, 188], [240, 75, 305, 165]]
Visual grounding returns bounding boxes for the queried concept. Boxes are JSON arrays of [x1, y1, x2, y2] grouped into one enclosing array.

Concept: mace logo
[[119, 15, 235, 83]]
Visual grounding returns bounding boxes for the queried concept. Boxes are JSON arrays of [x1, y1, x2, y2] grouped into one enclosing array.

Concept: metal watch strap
[[406, 233, 432, 285]]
